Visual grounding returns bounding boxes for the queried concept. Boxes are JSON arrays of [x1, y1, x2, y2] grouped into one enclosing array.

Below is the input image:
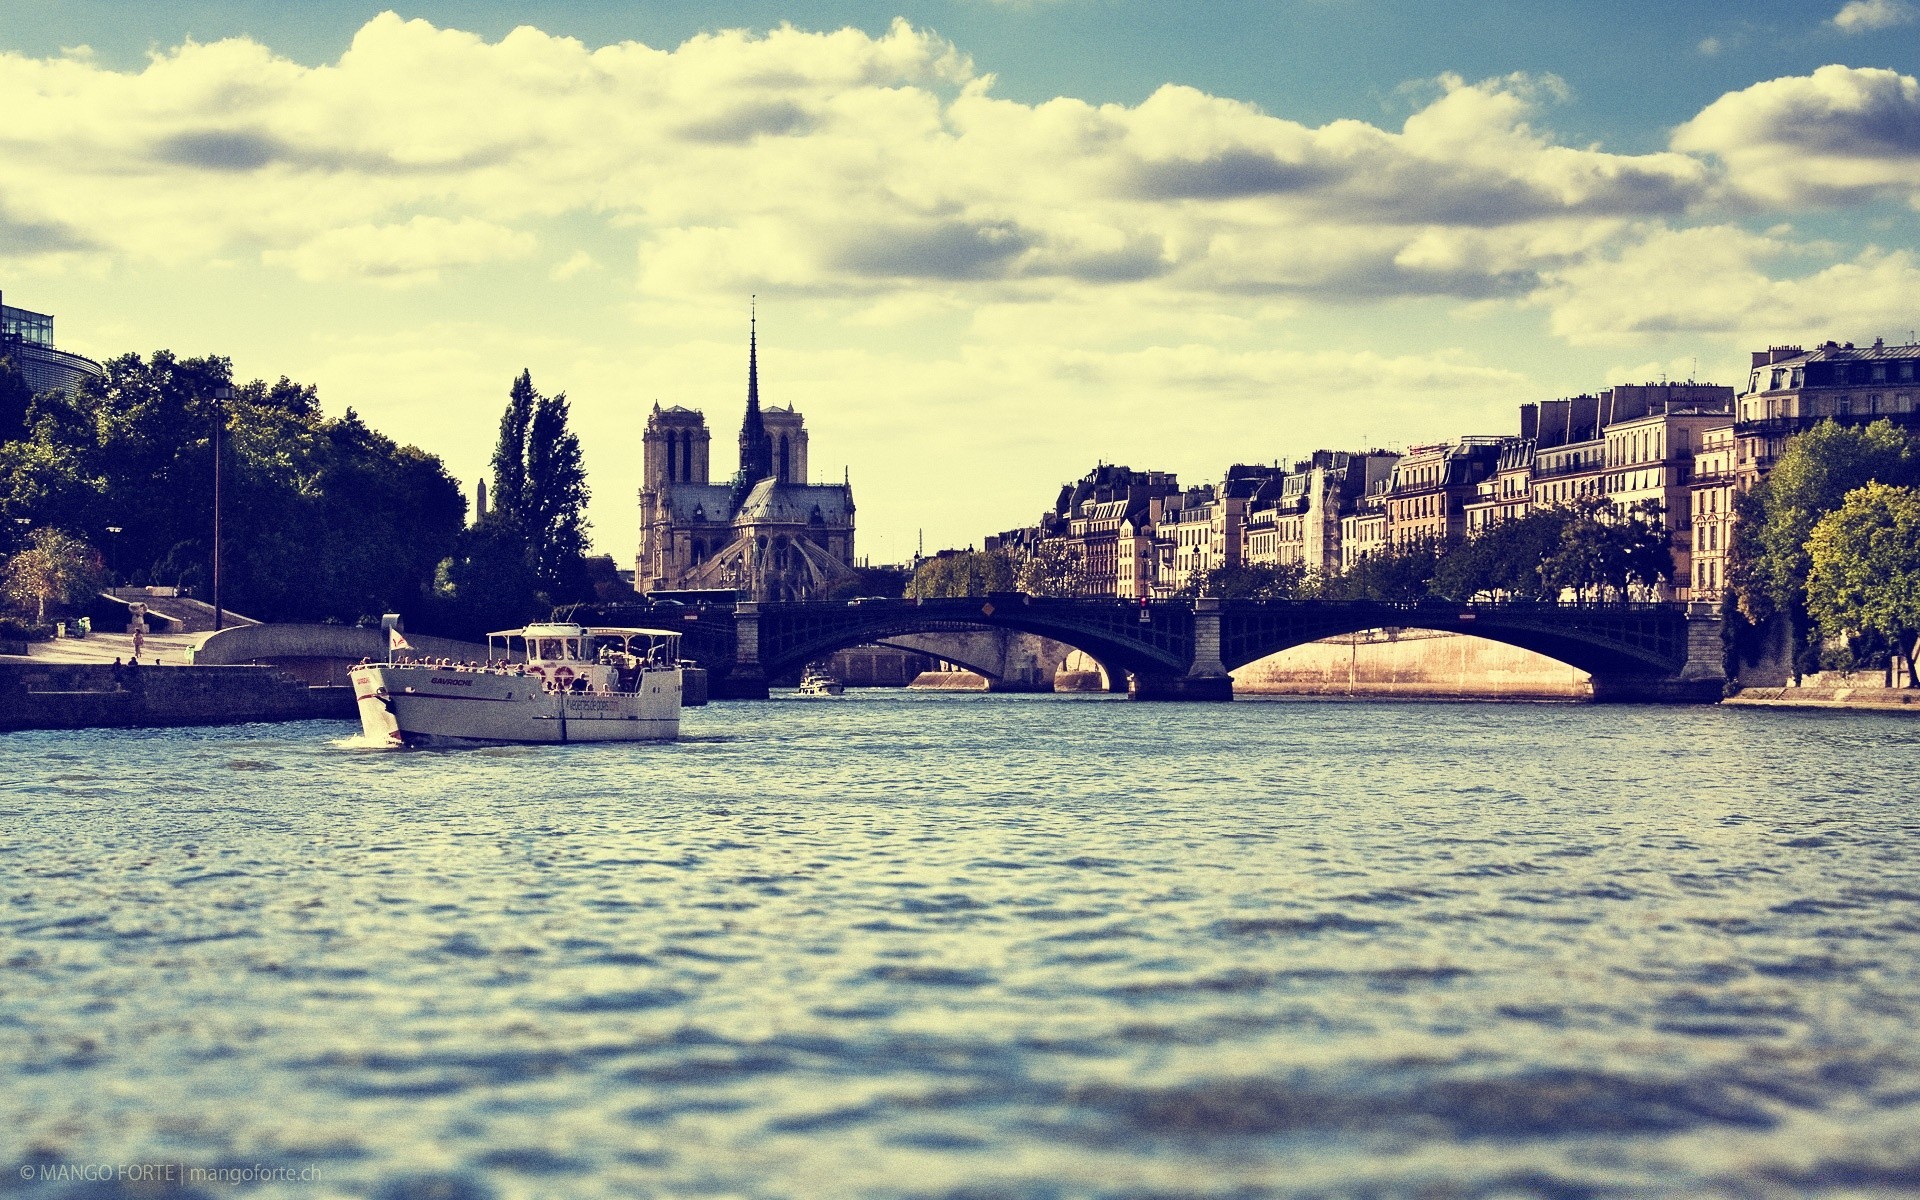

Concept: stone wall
[[0, 662, 353, 733], [1233, 630, 1590, 700]]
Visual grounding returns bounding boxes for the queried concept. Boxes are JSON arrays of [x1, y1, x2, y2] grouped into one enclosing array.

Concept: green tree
[[0, 356, 33, 441], [0, 350, 464, 625], [490, 370, 536, 522], [1730, 419, 1920, 624], [487, 371, 591, 602], [1318, 537, 1441, 602], [4, 528, 104, 622], [1806, 481, 1920, 687], [433, 521, 544, 639], [1432, 507, 1574, 602], [1190, 560, 1307, 600], [1016, 540, 1090, 597], [906, 549, 1016, 598], [1540, 496, 1670, 601]]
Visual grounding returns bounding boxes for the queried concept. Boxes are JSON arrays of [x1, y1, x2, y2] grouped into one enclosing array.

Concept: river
[[3, 693, 1918, 1198]]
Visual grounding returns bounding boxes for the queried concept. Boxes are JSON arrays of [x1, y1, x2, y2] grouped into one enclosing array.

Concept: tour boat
[[349, 623, 683, 747], [795, 663, 844, 697]]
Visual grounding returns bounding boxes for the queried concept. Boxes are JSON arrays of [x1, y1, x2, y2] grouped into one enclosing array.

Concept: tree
[[1190, 561, 1307, 600], [1731, 419, 1920, 623], [1806, 482, 1920, 687], [487, 371, 591, 602], [4, 528, 104, 622], [490, 370, 537, 522], [1540, 496, 1670, 602], [0, 356, 33, 441], [906, 549, 1016, 598], [1432, 507, 1574, 602], [1016, 540, 1091, 597], [0, 350, 465, 626], [433, 521, 544, 639], [1318, 537, 1441, 602]]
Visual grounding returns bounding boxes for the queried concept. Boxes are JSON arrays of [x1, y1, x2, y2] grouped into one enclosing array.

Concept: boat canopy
[[486, 624, 682, 665]]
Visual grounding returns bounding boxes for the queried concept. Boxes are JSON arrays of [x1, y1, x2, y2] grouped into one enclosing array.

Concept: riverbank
[[0, 660, 352, 732], [1724, 685, 1920, 711]]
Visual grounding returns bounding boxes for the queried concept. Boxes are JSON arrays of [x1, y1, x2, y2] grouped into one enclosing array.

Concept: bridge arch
[[1217, 600, 1692, 680], [750, 596, 1192, 687]]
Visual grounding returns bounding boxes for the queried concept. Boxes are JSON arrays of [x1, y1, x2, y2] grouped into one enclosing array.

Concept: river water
[[3, 693, 1919, 1199]]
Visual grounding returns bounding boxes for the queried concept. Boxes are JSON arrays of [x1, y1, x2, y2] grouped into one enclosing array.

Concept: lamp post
[[211, 385, 231, 632], [104, 526, 122, 586]]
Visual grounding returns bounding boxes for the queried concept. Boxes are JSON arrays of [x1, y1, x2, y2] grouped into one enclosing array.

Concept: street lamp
[[103, 526, 122, 586], [211, 385, 231, 631]]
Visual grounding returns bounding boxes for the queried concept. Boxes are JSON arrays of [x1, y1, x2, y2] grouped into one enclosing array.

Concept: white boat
[[795, 663, 844, 697], [349, 623, 683, 747]]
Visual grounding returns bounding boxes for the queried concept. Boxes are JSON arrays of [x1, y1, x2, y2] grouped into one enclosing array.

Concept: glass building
[[0, 290, 104, 397]]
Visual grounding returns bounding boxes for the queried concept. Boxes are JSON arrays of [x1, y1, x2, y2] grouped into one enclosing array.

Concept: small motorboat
[[795, 663, 844, 697]]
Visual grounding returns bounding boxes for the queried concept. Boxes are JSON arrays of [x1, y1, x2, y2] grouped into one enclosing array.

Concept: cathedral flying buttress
[[635, 312, 858, 602]]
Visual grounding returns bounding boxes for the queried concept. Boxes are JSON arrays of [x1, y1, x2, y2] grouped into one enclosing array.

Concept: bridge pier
[[1127, 672, 1234, 701], [1130, 597, 1233, 702], [1589, 607, 1726, 703], [717, 601, 770, 700]]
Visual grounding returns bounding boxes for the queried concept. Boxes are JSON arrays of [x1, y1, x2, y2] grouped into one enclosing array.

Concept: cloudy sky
[[3, 1, 1919, 563]]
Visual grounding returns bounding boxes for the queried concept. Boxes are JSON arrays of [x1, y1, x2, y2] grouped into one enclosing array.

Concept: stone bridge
[[699, 596, 1726, 702]]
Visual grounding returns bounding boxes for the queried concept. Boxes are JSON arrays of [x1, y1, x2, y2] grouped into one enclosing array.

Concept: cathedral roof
[[732, 477, 855, 524], [657, 482, 736, 520]]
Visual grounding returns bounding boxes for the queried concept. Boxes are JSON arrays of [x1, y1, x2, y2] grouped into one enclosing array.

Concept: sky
[[3, 1, 1920, 566]]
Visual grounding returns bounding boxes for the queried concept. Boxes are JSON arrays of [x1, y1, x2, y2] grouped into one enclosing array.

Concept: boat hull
[[350, 664, 682, 746]]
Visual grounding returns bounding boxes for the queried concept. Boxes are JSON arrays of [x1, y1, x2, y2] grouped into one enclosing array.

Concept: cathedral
[[636, 317, 857, 602]]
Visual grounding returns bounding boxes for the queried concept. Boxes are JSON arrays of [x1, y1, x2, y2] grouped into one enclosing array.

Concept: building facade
[[1245, 450, 1398, 575], [1, 291, 104, 399], [635, 320, 856, 602], [1688, 424, 1738, 602], [1382, 438, 1505, 545], [1735, 341, 1920, 485]]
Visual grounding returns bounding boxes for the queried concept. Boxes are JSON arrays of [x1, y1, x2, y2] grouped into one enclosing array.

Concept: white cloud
[[0, 18, 1713, 304], [549, 250, 600, 281], [10, 17, 1920, 553], [1831, 0, 1916, 32], [262, 216, 534, 285], [1672, 65, 1920, 209], [1533, 223, 1920, 345]]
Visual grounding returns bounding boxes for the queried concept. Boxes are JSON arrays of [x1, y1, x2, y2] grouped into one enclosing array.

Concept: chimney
[[1519, 402, 1538, 442]]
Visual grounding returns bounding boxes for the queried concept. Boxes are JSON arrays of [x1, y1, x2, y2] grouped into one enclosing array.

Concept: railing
[[1529, 459, 1605, 481]]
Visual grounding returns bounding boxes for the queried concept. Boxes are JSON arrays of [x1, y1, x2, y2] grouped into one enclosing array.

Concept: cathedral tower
[[762, 408, 809, 485], [643, 403, 710, 489]]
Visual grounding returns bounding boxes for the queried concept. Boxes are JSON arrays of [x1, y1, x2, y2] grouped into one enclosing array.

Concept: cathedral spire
[[736, 296, 773, 492]]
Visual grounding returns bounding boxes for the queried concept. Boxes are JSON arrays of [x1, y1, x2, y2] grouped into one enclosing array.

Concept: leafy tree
[[1318, 537, 1442, 602], [906, 549, 1016, 598], [490, 370, 536, 522], [433, 521, 544, 639], [828, 563, 912, 600], [4, 528, 104, 622], [1540, 496, 1670, 601], [1190, 561, 1307, 600], [1730, 419, 1920, 624], [0, 350, 465, 626], [1806, 481, 1920, 687], [0, 356, 33, 440], [1016, 540, 1091, 597], [487, 370, 591, 602], [1432, 507, 1572, 602]]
